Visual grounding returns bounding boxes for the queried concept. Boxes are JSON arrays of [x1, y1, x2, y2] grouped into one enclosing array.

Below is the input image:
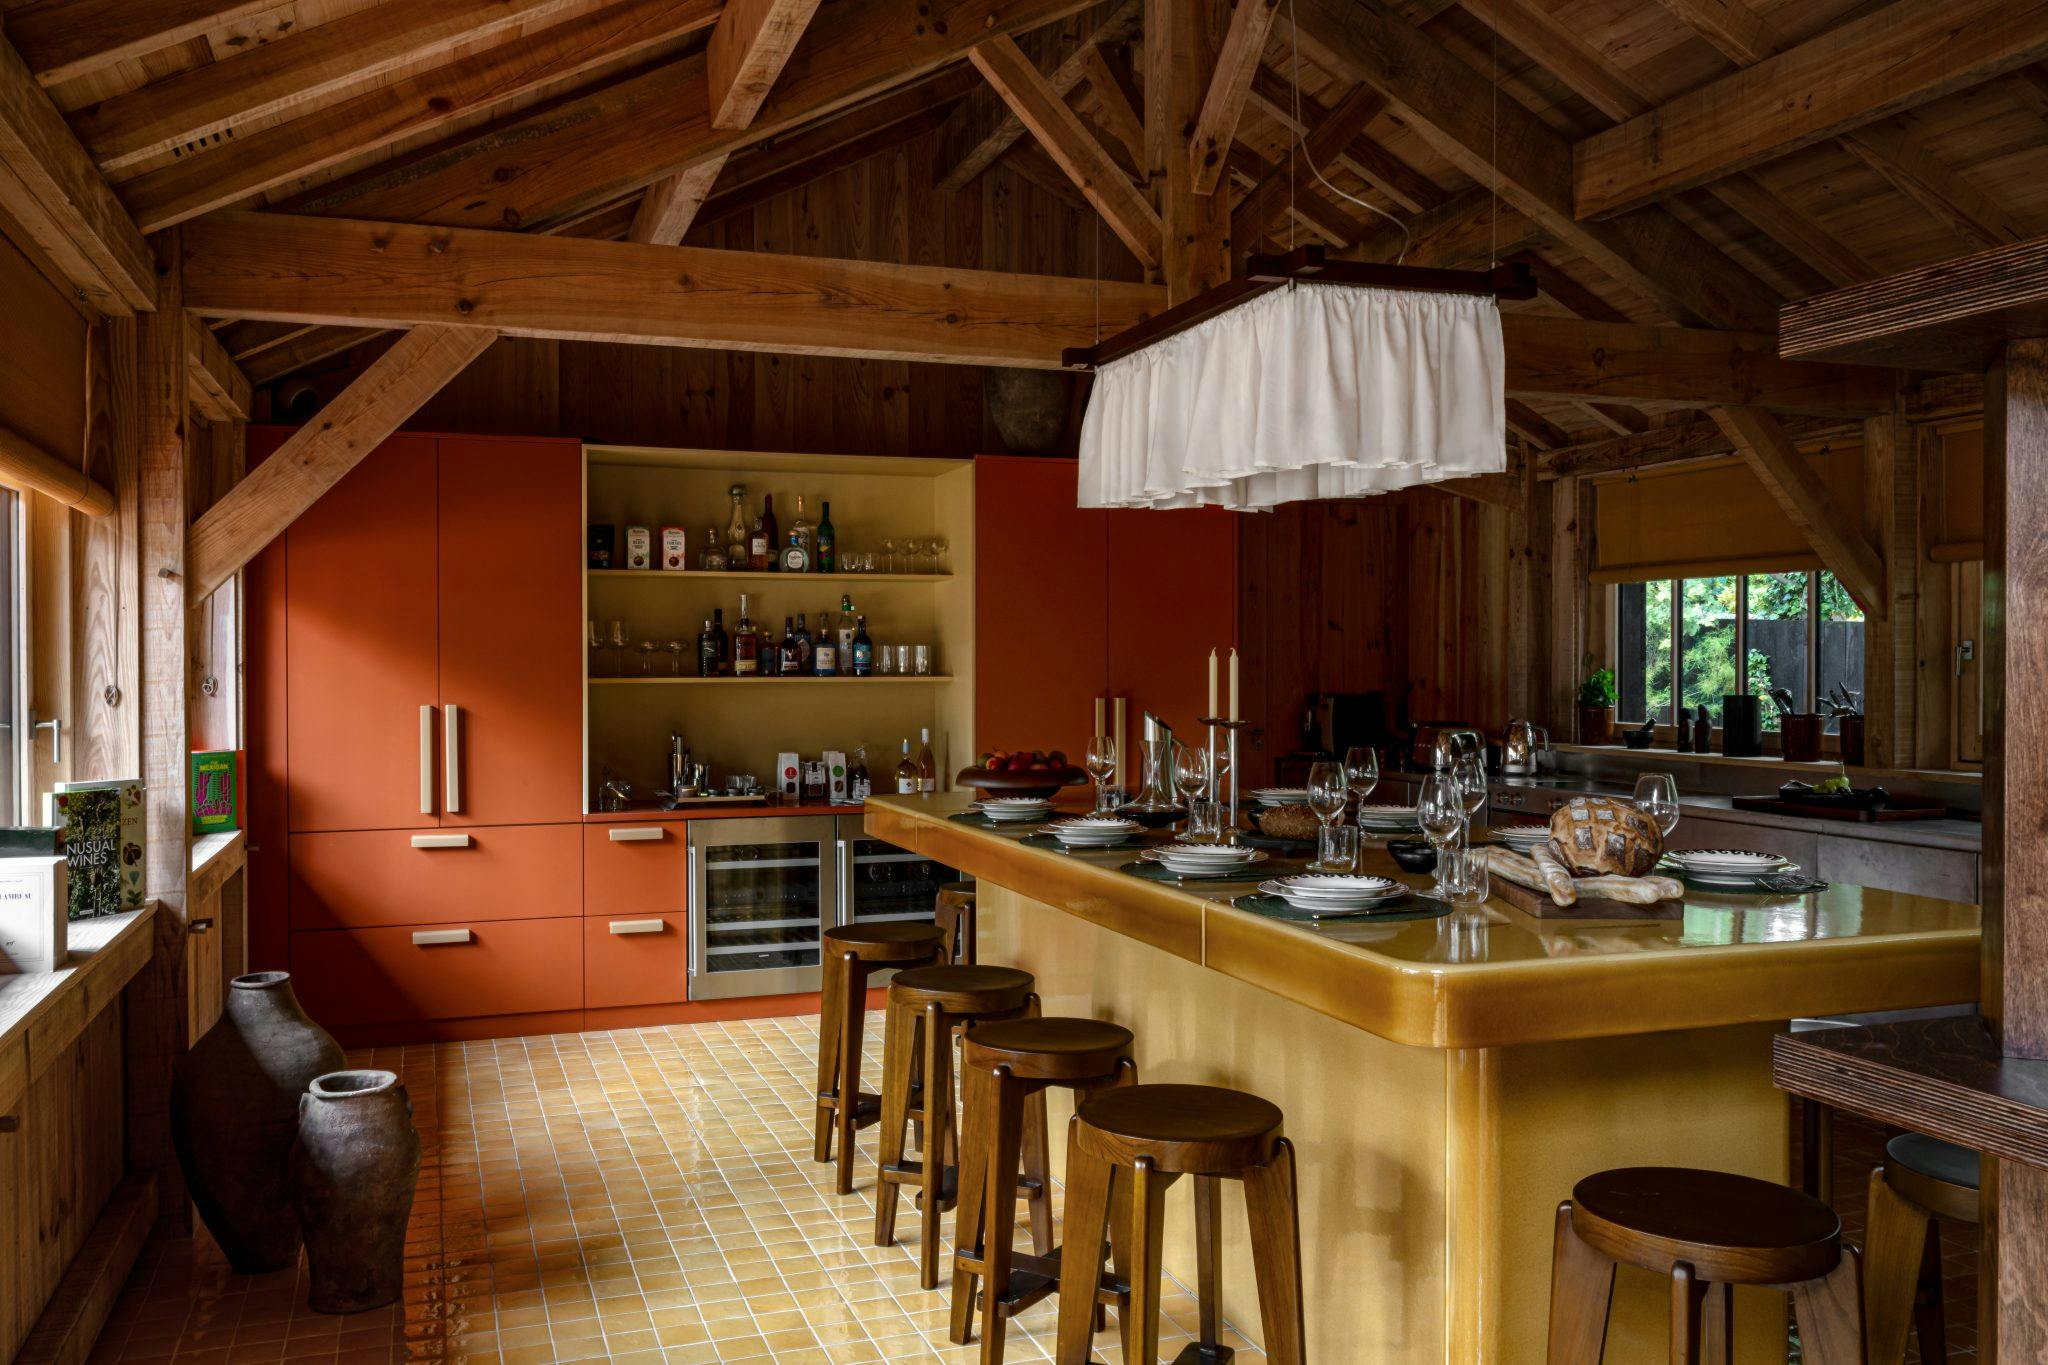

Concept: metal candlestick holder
[[1198, 717, 1252, 838]]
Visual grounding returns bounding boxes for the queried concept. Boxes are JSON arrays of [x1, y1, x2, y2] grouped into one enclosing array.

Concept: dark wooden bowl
[[957, 764, 1090, 800]]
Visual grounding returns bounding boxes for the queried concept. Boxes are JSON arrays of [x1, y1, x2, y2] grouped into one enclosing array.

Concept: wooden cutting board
[[1493, 874, 1684, 922]]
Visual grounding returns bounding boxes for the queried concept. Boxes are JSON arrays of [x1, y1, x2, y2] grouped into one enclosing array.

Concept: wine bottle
[[850, 614, 874, 676], [710, 608, 729, 675], [849, 745, 871, 801], [895, 738, 918, 794], [780, 617, 802, 675], [750, 494, 777, 572], [813, 607, 839, 676], [837, 593, 857, 664], [732, 594, 759, 676], [792, 612, 813, 672], [817, 501, 836, 573], [696, 617, 719, 677], [784, 495, 814, 571], [725, 485, 749, 569], [916, 728, 937, 793]]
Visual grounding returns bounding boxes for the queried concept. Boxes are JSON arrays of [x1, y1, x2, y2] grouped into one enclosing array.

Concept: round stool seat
[[1075, 1083, 1284, 1175], [825, 921, 947, 962], [963, 1016, 1135, 1082], [1885, 1132, 1981, 1223], [1570, 1167, 1841, 1284], [889, 963, 1035, 1013]]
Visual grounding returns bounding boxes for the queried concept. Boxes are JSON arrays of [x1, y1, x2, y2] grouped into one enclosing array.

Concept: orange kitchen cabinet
[[584, 821, 685, 917], [291, 917, 584, 1027], [583, 913, 687, 1009], [289, 824, 582, 931]]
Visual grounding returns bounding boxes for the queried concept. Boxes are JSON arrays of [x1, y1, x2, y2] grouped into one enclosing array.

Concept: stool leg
[[962, 902, 977, 964], [1791, 1246, 1866, 1365], [814, 952, 848, 1163], [1054, 1128, 1115, 1365], [875, 1000, 916, 1237], [1243, 1138, 1305, 1365], [834, 959, 869, 1195], [1021, 1087, 1053, 1257], [1669, 1262, 1701, 1365], [977, 1068, 1026, 1364], [1912, 1221, 1947, 1364], [1863, 1165, 1931, 1364], [1699, 1282, 1733, 1365], [917, 1000, 952, 1291], [1193, 1175, 1222, 1353], [1546, 1202, 1615, 1365], [1123, 1157, 1173, 1365], [949, 1061, 993, 1347]]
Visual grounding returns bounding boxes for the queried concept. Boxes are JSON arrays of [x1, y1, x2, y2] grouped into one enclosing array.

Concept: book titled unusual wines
[[47, 780, 146, 918]]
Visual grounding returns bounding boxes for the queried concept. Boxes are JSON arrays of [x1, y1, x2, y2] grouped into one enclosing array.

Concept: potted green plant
[[1577, 669, 1617, 745]]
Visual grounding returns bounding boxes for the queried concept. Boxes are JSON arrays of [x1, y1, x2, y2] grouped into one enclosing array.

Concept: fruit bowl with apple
[[957, 749, 1089, 800]]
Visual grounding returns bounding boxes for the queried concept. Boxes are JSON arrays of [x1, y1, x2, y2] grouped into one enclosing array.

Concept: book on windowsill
[[190, 750, 244, 835], [45, 780, 145, 919], [0, 854, 66, 974]]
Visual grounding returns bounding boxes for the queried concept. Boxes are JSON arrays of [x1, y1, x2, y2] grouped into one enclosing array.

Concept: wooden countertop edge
[[0, 904, 157, 1115], [190, 830, 245, 901]]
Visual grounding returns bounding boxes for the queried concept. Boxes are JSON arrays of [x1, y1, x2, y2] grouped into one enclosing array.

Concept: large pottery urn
[[290, 1070, 421, 1314], [983, 367, 1075, 455], [171, 971, 344, 1272]]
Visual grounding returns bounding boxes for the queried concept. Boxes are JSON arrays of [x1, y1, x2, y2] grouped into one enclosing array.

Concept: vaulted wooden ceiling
[[5, 0, 2046, 463]]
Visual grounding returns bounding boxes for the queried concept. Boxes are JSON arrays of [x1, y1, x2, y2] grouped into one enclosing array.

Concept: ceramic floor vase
[[170, 971, 345, 1272], [291, 1069, 422, 1314]]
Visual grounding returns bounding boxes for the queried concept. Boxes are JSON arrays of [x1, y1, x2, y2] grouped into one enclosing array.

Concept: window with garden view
[[1615, 571, 1864, 733]]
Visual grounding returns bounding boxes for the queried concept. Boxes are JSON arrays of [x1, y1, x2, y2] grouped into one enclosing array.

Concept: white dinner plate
[[1251, 788, 1309, 806], [1665, 849, 1787, 873]]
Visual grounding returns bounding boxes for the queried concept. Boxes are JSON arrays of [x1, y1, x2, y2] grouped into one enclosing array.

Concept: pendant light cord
[[1287, 0, 1409, 263]]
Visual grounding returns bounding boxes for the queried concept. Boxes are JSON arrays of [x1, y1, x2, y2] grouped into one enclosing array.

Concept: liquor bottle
[[702, 525, 727, 572], [850, 614, 874, 676], [836, 594, 857, 664], [817, 500, 836, 573], [813, 607, 839, 675], [894, 739, 918, 794], [916, 729, 937, 793], [732, 594, 760, 676], [761, 624, 782, 676], [849, 745, 872, 802], [725, 485, 749, 569], [792, 612, 813, 672], [696, 616, 719, 677], [750, 494, 777, 571], [783, 495, 814, 572], [779, 617, 802, 675]]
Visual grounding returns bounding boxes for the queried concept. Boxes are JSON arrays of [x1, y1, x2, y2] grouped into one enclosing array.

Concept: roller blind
[[1591, 440, 1865, 584]]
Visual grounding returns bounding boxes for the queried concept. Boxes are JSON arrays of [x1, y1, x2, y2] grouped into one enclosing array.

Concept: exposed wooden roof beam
[[1344, 186, 1539, 268], [181, 211, 1166, 367], [0, 34, 153, 313], [242, 327, 387, 386], [120, 0, 720, 234], [709, 0, 829, 129], [1504, 249, 1652, 433], [1537, 412, 1840, 478], [972, 32, 1162, 267], [1712, 404, 1887, 617], [2007, 63, 2048, 122], [1506, 399, 1570, 451], [217, 320, 322, 363], [185, 317, 251, 422], [1231, 84, 1385, 245], [630, 159, 730, 245], [75, 0, 593, 173], [1573, 0, 2048, 220], [1147, 0, 1230, 302], [186, 325, 499, 604], [1075, 44, 1145, 167], [1779, 233, 2048, 370], [1649, 0, 1778, 65], [1246, 68, 1442, 213], [1698, 174, 1875, 288], [1840, 118, 2033, 251], [1189, 0, 1282, 195], [303, 0, 1104, 232], [1229, 144, 1361, 246], [7, 0, 276, 87]]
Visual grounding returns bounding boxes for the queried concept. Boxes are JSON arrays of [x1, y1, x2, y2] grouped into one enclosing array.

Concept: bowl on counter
[[956, 763, 1089, 800], [1387, 839, 1436, 873]]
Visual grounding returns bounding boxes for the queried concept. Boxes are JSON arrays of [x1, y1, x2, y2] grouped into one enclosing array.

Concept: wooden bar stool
[[949, 1016, 1138, 1363], [875, 963, 1038, 1288], [1055, 1083, 1304, 1365], [1863, 1132, 1978, 1364], [1547, 1166, 1865, 1364], [814, 922, 946, 1195], [936, 880, 979, 964]]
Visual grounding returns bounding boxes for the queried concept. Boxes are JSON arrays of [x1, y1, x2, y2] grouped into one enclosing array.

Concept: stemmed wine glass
[[1175, 745, 1213, 839], [667, 641, 687, 676], [930, 537, 950, 574], [1417, 774, 1465, 899], [587, 620, 602, 678], [1306, 761, 1349, 872], [1632, 773, 1680, 837], [1451, 750, 1490, 891], [1085, 737, 1119, 815], [879, 538, 897, 574], [1343, 746, 1380, 811], [607, 620, 628, 676]]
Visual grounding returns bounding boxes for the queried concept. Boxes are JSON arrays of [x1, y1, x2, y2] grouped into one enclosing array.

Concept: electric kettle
[[1502, 719, 1550, 775]]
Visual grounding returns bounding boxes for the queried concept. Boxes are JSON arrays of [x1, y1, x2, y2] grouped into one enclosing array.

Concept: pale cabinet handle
[[444, 704, 462, 813], [411, 928, 473, 946], [608, 826, 666, 843], [419, 705, 435, 815], [608, 918, 666, 935], [410, 833, 473, 850]]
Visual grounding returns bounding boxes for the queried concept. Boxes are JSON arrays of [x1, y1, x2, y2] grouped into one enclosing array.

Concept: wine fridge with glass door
[[688, 816, 836, 999], [836, 813, 960, 930]]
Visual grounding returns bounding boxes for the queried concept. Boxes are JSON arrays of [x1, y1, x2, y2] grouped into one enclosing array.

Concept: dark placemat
[[1020, 832, 1149, 855], [1231, 891, 1450, 924], [1237, 831, 1316, 855], [1117, 859, 1269, 884]]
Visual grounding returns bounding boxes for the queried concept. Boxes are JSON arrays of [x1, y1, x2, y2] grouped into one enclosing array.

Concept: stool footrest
[[953, 1244, 1129, 1321], [1168, 1345, 1236, 1365], [879, 1159, 960, 1207]]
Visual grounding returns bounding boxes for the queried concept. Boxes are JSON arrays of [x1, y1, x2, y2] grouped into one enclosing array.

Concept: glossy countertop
[[866, 794, 1981, 1050]]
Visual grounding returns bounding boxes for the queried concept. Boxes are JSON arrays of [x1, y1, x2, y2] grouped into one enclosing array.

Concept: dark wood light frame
[[1060, 245, 1538, 370]]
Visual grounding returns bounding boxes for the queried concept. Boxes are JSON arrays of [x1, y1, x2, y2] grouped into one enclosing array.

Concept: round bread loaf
[[1257, 803, 1322, 841], [1547, 795, 1663, 876]]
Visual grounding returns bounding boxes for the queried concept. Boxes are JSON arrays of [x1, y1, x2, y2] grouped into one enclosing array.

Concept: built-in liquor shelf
[[589, 569, 952, 583], [589, 674, 956, 686]]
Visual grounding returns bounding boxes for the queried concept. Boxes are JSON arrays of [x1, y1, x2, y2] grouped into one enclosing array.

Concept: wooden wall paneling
[[72, 321, 138, 783], [1549, 474, 1593, 735], [1860, 408, 1917, 768], [1914, 424, 1958, 769], [1505, 447, 1552, 724]]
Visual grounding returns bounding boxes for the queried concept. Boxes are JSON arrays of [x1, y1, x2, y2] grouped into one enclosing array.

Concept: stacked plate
[[1250, 787, 1309, 808], [1354, 803, 1421, 834], [1258, 873, 1406, 915], [1044, 815, 1142, 848], [976, 796, 1054, 823], [1142, 842, 1269, 879], [1496, 824, 1552, 853], [1663, 848, 1790, 886]]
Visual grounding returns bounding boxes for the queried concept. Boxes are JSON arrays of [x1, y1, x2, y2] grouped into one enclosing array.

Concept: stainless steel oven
[[687, 815, 835, 999]]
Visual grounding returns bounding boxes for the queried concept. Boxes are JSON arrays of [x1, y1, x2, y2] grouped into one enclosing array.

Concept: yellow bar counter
[[865, 794, 1981, 1363]]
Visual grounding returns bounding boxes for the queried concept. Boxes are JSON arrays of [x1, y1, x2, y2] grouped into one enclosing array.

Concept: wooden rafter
[[629, 160, 731, 245], [1840, 119, 2032, 252], [1506, 255, 1655, 436], [7, 0, 276, 86], [1147, 0, 1230, 303], [184, 317, 251, 422], [180, 212, 1167, 367], [1231, 85, 1386, 245], [1246, 68, 1442, 213], [1650, 0, 1779, 65], [1076, 44, 1145, 166], [299, 0, 1102, 233], [1537, 413, 1840, 479], [972, 33, 1162, 267], [709, 0, 829, 129], [1189, 0, 1282, 195], [1506, 399, 1570, 452], [1344, 187, 1539, 269], [242, 327, 387, 386], [186, 325, 499, 603], [120, 0, 721, 234], [0, 34, 153, 314], [1229, 144, 1361, 247], [1711, 404, 1888, 617], [1779, 233, 2048, 370], [1573, 0, 2048, 220]]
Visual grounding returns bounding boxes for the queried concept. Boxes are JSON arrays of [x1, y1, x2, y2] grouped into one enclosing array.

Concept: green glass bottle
[[817, 500, 836, 573]]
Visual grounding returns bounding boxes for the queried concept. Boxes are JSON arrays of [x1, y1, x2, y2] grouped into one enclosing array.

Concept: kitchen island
[[867, 793, 1981, 1363]]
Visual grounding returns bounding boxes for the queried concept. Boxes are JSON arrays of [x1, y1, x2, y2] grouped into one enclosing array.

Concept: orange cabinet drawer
[[583, 821, 684, 918], [291, 824, 582, 931], [290, 917, 584, 1026], [583, 913, 686, 1009]]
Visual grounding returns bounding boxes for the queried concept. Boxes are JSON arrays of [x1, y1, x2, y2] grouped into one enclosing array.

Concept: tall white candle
[[1207, 648, 1218, 718], [1227, 648, 1239, 722]]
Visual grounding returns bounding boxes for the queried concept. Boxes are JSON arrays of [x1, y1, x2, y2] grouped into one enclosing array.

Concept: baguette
[[1529, 841, 1578, 905], [1573, 874, 1685, 905], [1479, 847, 1546, 892]]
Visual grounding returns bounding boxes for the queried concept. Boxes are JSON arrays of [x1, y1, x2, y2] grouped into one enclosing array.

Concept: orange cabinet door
[[285, 434, 441, 833], [584, 913, 687, 1008], [290, 824, 582, 931], [291, 917, 584, 1027], [1106, 507, 1239, 739], [974, 456, 1109, 760], [584, 821, 685, 917], [437, 437, 584, 826]]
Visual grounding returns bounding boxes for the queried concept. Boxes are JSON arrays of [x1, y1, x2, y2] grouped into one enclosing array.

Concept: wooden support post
[[1505, 447, 1552, 724], [1912, 423, 1956, 769], [1860, 406, 1917, 768], [1548, 474, 1593, 736], [1146, 0, 1230, 302]]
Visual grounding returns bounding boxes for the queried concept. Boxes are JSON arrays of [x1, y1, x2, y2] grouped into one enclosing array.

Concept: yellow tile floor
[[92, 1014, 1263, 1364]]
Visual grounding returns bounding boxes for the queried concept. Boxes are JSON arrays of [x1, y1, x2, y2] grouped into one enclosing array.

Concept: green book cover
[[190, 751, 240, 834], [48, 780, 145, 918]]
